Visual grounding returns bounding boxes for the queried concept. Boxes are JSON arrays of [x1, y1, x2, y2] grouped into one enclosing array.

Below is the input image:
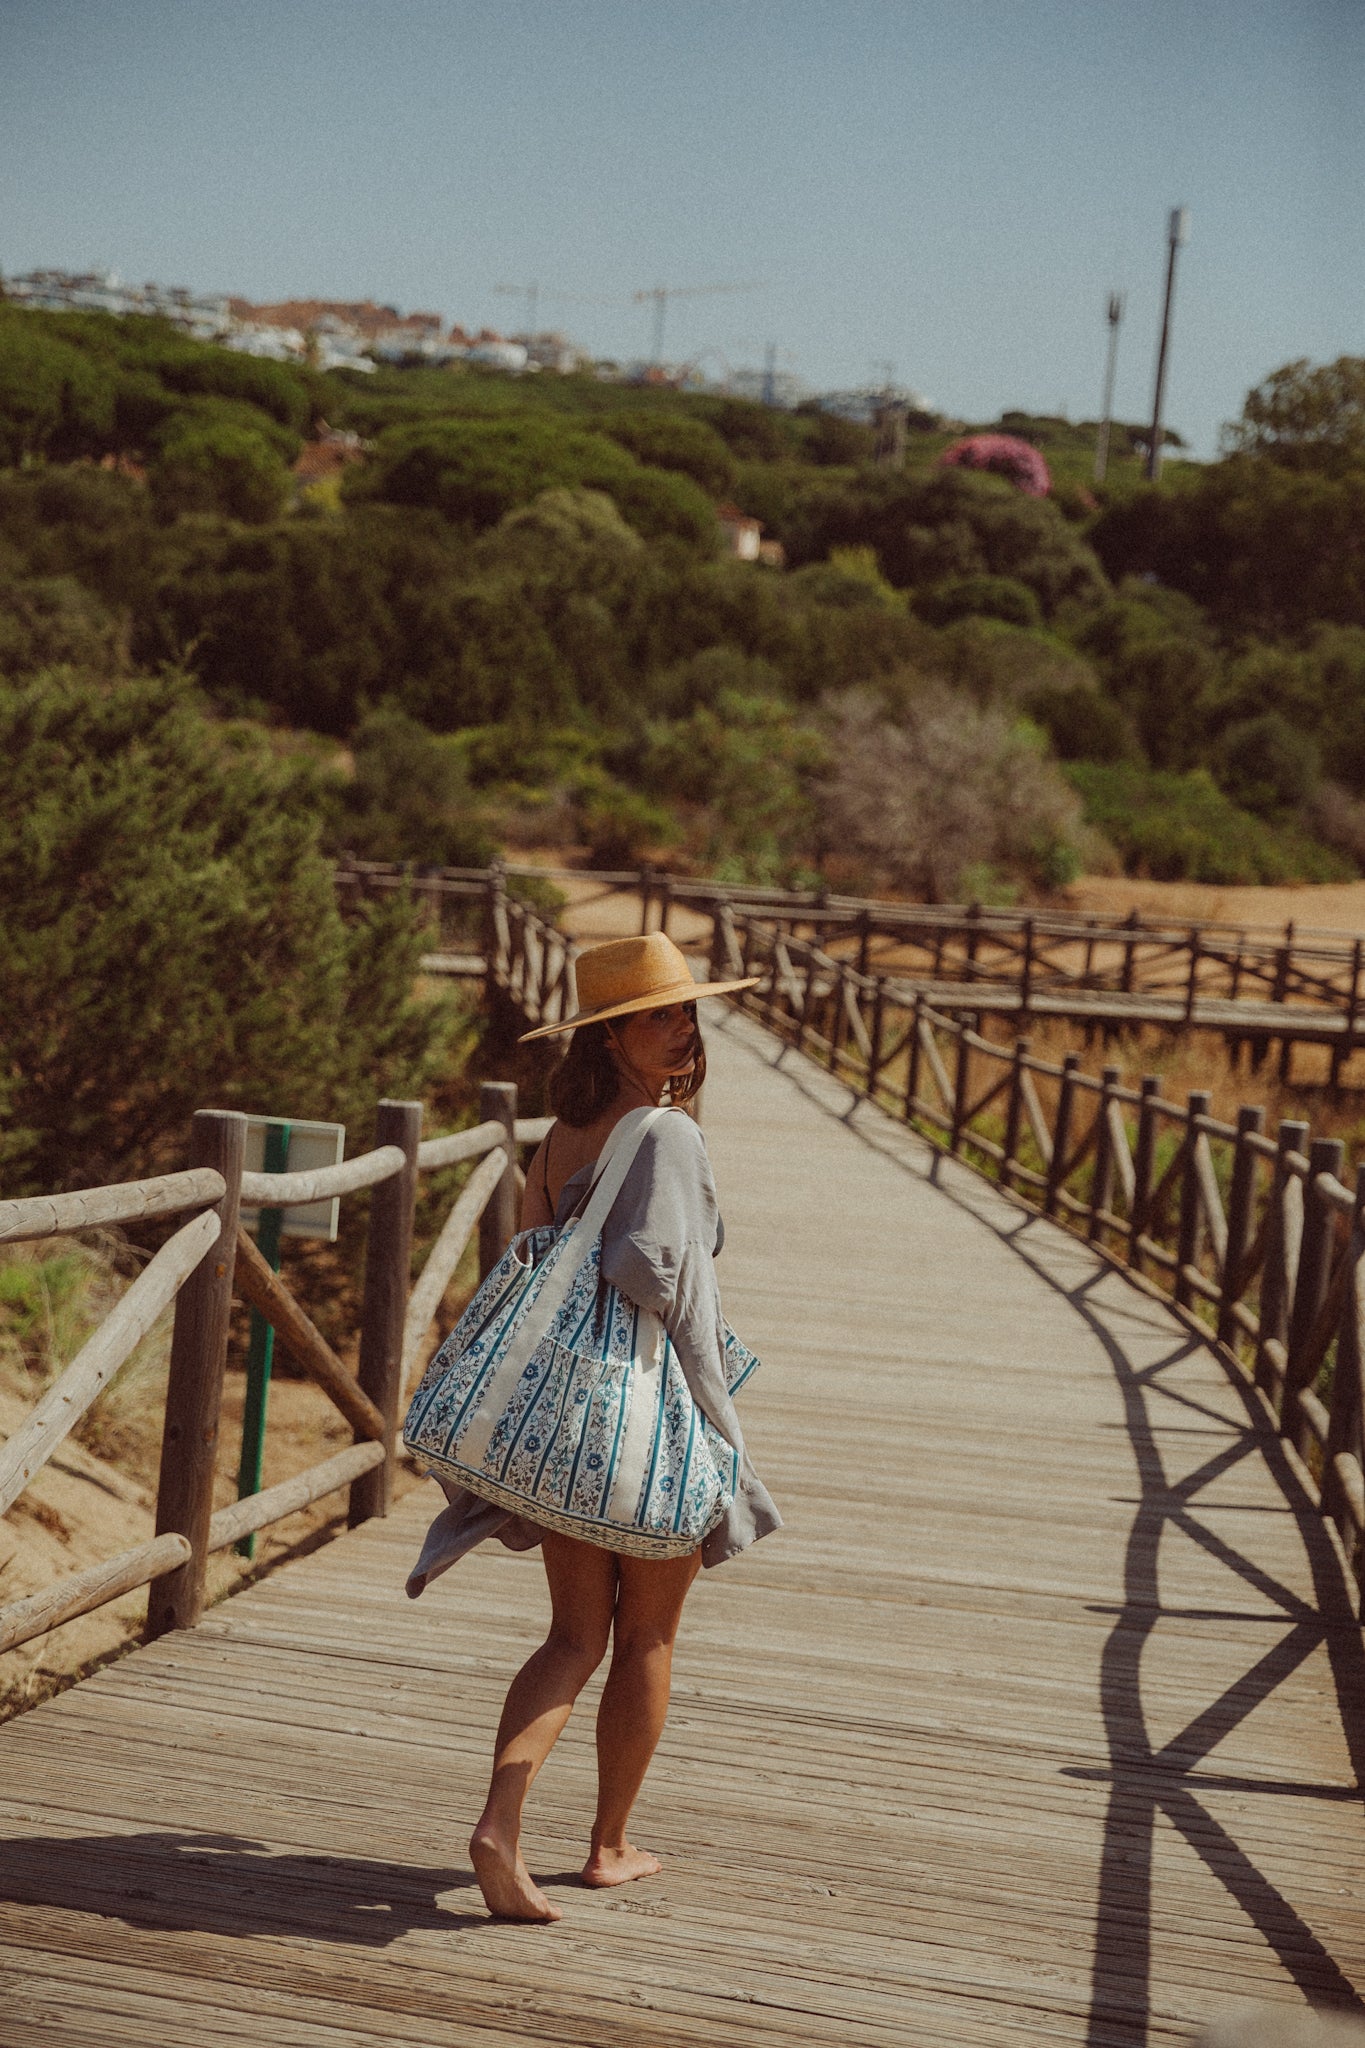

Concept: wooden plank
[[401, 1147, 508, 1386], [415, 1118, 505, 1172], [0, 1167, 225, 1246], [238, 1144, 405, 1209], [0, 1533, 192, 1654], [205, 1444, 385, 1552], [0, 1208, 220, 1514], [232, 1227, 385, 1441]]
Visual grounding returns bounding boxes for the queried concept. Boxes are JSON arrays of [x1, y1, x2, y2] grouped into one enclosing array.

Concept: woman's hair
[[548, 1014, 706, 1126]]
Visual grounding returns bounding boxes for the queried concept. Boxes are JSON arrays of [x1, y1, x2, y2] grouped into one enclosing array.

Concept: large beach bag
[[402, 1106, 760, 1559]]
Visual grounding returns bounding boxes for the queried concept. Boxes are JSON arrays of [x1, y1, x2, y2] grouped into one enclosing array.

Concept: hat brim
[[517, 974, 760, 1043]]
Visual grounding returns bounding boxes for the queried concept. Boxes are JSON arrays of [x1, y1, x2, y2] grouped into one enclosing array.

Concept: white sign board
[[240, 1116, 346, 1242]]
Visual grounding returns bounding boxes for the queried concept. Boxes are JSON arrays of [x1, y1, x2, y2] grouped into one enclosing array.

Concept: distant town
[[2, 265, 933, 424]]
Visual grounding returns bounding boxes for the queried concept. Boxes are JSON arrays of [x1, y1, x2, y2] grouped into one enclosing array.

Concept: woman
[[407, 933, 781, 1923]]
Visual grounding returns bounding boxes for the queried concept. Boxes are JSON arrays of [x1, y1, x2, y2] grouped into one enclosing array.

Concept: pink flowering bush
[[939, 433, 1052, 498]]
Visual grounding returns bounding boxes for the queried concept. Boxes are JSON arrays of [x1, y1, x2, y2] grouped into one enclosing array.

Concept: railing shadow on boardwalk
[[973, 1204, 1365, 2044], [738, 1018, 1365, 2045]]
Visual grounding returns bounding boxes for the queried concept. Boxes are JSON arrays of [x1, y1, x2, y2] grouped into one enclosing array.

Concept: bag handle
[[490, 1104, 671, 1383]]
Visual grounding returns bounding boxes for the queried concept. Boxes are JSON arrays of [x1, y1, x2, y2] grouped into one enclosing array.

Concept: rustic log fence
[[336, 854, 1365, 1012], [0, 1087, 549, 1659]]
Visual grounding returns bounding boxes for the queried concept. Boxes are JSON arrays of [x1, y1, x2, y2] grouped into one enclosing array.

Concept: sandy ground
[[0, 1367, 430, 1721], [519, 849, 1365, 945], [1064, 875, 1365, 938]]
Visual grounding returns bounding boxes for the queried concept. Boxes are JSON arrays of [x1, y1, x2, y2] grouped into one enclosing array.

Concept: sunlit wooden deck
[[1, 1006, 1362, 2045]]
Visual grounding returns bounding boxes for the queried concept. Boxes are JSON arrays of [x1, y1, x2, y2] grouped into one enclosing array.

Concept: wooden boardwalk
[[1, 1008, 1363, 2046]]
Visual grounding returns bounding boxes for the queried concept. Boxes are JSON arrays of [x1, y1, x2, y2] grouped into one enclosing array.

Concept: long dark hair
[[548, 1015, 706, 1126]]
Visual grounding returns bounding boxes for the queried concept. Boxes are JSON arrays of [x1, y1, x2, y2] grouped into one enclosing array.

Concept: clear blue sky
[[1, 0, 1360, 456]]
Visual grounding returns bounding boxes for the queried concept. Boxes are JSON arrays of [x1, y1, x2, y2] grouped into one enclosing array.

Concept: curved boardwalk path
[[1, 1009, 1362, 2046]]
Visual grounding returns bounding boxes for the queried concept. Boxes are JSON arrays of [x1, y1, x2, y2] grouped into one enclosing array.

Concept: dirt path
[[526, 848, 1365, 945], [1065, 874, 1365, 936]]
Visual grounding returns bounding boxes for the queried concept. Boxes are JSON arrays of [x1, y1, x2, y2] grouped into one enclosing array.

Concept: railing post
[[950, 1021, 971, 1154], [657, 875, 674, 939], [855, 907, 872, 980], [1283, 1135, 1344, 1459], [1120, 909, 1139, 995], [482, 863, 506, 1005], [965, 901, 981, 981], [146, 1109, 247, 1641], [1001, 1036, 1029, 1192], [1129, 1075, 1161, 1274], [1217, 1104, 1266, 1349], [1272, 921, 1293, 1005], [866, 980, 886, 1100], [1020, 917, 1035, 1013], [1331, 936, 1362, 1094], [1087, 1064, 1121, 1243], [796, 944, 817, 1055], [1081, 917, 1097, 987], [1044, 1051, 1080, 1217], [638, 867, 653, 936], [1255, 1119, 1310, 1405], [828, 966, 846, 1074], [1322, 1163, 1365, 1548], [349, 1099, 423, 1527], [477, 1080, 520, 1281], [1184, 929, 1201, 1023], [1175, 1090, 1211, 1307], [905, 993, 923, 1119], [707, 904, 724, 984]]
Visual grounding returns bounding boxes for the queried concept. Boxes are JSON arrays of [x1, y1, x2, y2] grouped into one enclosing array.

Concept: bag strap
[[499, 1104, 671, 1374]]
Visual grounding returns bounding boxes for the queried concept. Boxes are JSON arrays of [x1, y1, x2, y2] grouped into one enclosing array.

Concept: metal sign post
[[235, 1115, 345, 1559]]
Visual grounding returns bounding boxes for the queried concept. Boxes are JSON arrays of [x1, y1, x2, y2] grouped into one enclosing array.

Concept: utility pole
[[1146, 207, 1189, 483], [1093, 291, 1125, 486], [762, 341, 777, 407]]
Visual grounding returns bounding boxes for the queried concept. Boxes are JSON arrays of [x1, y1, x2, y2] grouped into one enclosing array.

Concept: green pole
[[236, 1120, 290, 1559]]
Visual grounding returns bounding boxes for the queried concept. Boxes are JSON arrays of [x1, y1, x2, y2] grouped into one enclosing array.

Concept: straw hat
[[518, 932, 758, 1042]]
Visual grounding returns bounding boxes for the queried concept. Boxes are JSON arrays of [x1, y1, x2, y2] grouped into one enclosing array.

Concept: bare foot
[[580, 1841, 663, 1889], [469, 1829, 562, 1922]]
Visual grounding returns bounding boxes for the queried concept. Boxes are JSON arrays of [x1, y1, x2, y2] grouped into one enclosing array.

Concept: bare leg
[[581, 1546, 702, 1888], [470, 1533, 616, 1921]]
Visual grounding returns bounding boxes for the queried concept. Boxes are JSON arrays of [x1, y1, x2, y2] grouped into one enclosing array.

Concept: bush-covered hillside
[[5, 300, 1364, 895], [6, 300, 1365, 1184]]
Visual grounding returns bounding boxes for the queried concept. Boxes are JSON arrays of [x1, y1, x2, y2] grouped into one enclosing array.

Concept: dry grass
[[962, 1009, 1365, 1167]]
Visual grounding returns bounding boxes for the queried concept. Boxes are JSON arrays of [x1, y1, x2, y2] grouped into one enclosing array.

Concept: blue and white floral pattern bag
[[403, 1107, 760, 1559]]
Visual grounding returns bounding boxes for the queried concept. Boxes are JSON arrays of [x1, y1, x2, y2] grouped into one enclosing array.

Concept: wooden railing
[[336, 855, 1365, 1019], [0, 1087, 549, 1659], [707, 910, 1365, 1604]]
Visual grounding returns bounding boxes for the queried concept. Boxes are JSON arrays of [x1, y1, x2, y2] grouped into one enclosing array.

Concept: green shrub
[[1066, 761, 1349, 883], [148, 416, 292, 522], [571, 771, 677, 867], [1211, 713, 1320, 816], [0, 667, 453, 1193], [916, 574, 1043, 629], [352, 415, 717, 547], [1027, 682, 1140, 763], [334, 703, 495, 865], [599, 412, 736, 498]]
